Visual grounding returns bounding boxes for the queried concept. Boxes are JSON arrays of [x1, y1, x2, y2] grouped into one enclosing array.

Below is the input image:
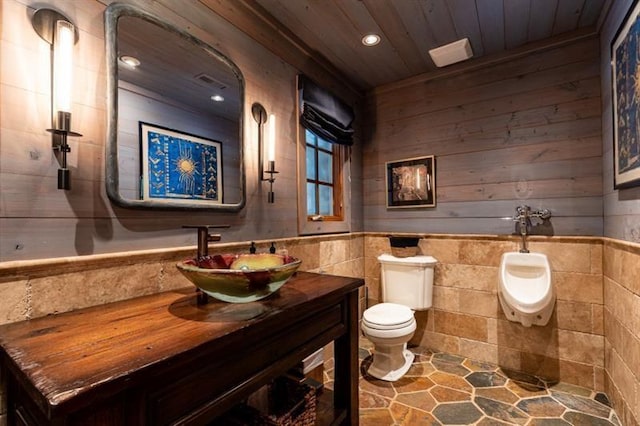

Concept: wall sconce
[[32, 8, 82, 190], [252, 103, 278, 203]]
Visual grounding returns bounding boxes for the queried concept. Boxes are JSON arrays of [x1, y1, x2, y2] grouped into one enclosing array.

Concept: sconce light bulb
[[267, 114, 276, 163], [53, 19, 74, 114], [211, 94, 224, 102]]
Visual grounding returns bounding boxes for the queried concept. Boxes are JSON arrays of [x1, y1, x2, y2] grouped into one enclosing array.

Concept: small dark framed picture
[[612, 0, 640, 188], [385, 155, 436, 208]]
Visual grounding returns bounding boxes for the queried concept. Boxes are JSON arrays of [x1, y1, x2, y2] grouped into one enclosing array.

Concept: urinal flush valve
[[511, 206, 552, 253], [513, 206, 532, 253]]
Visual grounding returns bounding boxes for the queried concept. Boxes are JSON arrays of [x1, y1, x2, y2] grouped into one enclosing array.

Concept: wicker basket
[[216, 377, 316, 426], [258, 378, 316, 426], [389, 236, 420, 258], [391, 246, 418, 257]]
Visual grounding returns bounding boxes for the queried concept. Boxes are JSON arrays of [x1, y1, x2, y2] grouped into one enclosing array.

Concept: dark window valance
[[298, 75, 355, 146]]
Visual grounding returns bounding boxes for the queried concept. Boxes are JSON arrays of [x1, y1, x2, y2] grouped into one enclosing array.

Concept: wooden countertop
[[0, 272, 363, 420]]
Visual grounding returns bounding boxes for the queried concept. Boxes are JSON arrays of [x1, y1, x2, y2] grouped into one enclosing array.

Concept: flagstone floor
[[324, 338, 620, 425]]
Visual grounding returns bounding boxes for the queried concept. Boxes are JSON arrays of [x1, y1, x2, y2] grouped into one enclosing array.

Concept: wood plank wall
[[0, 0, 363, 262], [363, 36, 603, 236]]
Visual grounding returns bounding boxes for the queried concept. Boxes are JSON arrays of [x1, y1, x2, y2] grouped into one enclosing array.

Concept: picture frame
[[612, 0, 640, 189], [139, 122, 223, 204], [385, 155, 436, 208]]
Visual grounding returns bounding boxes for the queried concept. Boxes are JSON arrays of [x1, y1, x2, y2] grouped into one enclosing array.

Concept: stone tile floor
[[324, 338, 620, 425]]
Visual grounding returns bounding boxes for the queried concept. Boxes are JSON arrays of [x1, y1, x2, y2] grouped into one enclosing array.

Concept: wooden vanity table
[[0, 272, 363, 425]]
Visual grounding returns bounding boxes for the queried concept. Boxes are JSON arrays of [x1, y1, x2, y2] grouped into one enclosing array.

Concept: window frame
[[296, 79, 351, 235], [304, 130, 345, 221]]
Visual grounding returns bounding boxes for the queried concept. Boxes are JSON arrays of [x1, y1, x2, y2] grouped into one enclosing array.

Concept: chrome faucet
[[511, 206, 552, 253], [183, 225, 230, 258], [514, 206, 531, 253]]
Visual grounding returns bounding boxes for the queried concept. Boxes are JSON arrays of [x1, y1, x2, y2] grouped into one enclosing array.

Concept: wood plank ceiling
[[222, 0, 608, 92], [117, 14, 241, 121]]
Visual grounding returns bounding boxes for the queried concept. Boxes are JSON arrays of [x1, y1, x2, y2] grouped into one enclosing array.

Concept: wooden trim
[[332, 145, 346, 220]]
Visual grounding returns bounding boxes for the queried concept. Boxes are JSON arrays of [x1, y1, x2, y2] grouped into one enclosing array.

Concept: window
[[296, 75, 353, 235], [305, 129, 343, 219], [297, 127, 350, 235]]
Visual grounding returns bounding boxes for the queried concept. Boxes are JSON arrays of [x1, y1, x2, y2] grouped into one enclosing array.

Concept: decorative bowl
[[176, 253, 302, 303]]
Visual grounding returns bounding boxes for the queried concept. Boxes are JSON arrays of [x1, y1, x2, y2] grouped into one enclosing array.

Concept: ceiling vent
[[194, 73, 226, 90], [428, 38, 473, 68]]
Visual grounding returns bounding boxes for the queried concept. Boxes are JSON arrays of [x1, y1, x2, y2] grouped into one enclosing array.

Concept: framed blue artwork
[[140, 122, 223, 204], [612, 0, 640, 189]]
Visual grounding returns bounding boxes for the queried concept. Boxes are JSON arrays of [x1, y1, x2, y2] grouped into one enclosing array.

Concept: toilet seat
[[362, 303, 414, 329], [362, 318, 415, 331], [361, 302, 417, 380], [362, 320, 416, 339]]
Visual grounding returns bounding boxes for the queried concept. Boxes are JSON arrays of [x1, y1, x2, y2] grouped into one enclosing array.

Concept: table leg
[[333, 290, 359, 425]]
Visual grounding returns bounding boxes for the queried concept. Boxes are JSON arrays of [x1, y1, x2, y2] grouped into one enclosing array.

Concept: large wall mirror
[[105, 3, 245, 210]]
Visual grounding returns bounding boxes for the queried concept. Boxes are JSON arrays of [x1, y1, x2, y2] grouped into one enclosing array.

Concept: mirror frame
[[105, 3, 246, 211]]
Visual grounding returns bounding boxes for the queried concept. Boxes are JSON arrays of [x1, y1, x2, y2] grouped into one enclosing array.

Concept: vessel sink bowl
[[176, 253, 302, 303]]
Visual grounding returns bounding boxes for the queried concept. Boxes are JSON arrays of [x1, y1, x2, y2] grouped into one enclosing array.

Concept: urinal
[[498, 252, 554, 327]]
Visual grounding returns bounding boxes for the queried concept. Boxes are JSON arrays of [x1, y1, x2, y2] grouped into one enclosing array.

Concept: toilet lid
[[363, 303, 414, 329]]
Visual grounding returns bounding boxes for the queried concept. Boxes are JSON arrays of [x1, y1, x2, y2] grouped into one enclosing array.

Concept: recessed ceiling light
[[211, 94, 224, 102], [119, 55, 140, 68], [362, 34, 380, 46]]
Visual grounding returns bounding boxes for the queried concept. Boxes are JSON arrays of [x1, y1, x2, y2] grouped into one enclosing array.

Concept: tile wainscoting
[[0, 233, 638, 424], [604, 238, 640, 426], [364, 233, 639, 426], [0, 235, 365, 325], [364, 234, 605, 391]]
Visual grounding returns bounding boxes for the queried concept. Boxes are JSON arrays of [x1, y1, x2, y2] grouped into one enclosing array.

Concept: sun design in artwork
[[174, 144, 199, 194]]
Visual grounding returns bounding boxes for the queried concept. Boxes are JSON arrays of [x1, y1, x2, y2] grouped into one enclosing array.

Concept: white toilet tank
[[378, 254, 438, 310]]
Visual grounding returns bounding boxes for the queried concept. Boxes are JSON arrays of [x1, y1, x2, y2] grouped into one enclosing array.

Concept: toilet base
[[366, 343, 415, 381]]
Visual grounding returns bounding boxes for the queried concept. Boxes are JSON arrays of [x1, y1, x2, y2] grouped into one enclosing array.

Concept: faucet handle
[[182, 225, 230, 258], [531, 209, 551, 220]]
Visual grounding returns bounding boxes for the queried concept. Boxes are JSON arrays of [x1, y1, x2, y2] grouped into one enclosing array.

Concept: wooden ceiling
[[117, 15, 241, 122], [202, 0, 609, 93]]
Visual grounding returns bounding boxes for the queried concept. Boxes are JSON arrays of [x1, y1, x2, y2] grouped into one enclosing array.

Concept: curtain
[[298, 75, 355, 146]]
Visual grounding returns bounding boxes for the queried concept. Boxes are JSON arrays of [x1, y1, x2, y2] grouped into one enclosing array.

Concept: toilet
[[498, 252, 555, 327], [361, 254, 437, 381]]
